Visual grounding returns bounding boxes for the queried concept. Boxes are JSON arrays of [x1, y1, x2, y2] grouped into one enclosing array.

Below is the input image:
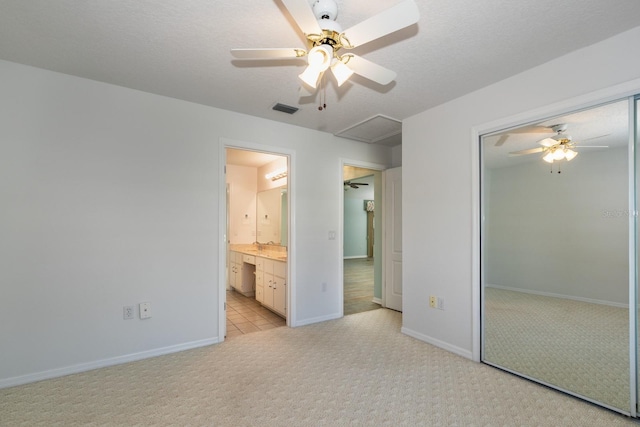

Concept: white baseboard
[[485, 284, 628, 308], [343, 255, 369, 260], [292, 312, 341, 327], [372, 297, 382, 305], [401, 327, 473, 360], [0, 337, 219, 390]]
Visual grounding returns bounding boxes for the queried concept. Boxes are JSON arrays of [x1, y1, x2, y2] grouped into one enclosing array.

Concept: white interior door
[[384, 167, 402, 311]]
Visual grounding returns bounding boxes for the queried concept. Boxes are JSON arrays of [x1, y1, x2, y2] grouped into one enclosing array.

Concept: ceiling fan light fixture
[[307, 44, 333, 71], [564, 149, 578, 161], [543, 151, 555, 163], [330, 59, 354, 86], [298, 65, 323, 88], [552, 149, 565, 161]]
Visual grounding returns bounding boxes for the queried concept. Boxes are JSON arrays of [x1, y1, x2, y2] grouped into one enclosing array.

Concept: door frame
[[218, 137, 296, 341], [339, 158, 387, 315]]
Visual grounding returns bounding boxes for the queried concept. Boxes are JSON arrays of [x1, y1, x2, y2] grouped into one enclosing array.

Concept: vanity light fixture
[[265, 167, 288, 181]]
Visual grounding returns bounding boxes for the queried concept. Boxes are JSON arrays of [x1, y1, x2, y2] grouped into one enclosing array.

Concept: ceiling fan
[[508, 124, 609, 164], [344, 180, 369, 189], [231, 0, 420, 92]]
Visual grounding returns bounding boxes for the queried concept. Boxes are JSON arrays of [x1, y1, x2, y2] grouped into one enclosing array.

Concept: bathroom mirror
[[480, 99, 631, 412], [256, 186, 287, 246]]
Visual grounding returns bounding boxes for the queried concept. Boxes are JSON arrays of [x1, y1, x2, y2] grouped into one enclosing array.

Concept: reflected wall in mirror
[[481, 99, 631, 413], [226, 148, 288, 247], [257, 186, 287, 245]]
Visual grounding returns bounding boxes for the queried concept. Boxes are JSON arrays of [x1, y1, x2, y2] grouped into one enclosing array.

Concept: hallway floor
[[344, 257, 380, 316]]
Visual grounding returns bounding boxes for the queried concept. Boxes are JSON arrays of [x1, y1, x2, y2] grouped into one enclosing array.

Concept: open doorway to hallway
[[343, 166, 381, 315]]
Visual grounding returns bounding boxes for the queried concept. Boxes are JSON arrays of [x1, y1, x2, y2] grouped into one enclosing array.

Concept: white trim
[[401, 327, 473, 360], [0, 338, 218, 390], [627, 96, 637, 417], [471, 76, 640, 363], [343, 255, 369, 260], [218, 142, 228, 342], [486, 284, 629, 309], [372, 297, 382, 305], [471, 126, 481, 363], [293, 313, 341, 327]]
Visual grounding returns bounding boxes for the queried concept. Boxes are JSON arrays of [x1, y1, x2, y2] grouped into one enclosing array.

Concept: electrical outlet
[[123, 306, 134, 320], [139, 302, 151, 319], [429, 296, 437, 308]]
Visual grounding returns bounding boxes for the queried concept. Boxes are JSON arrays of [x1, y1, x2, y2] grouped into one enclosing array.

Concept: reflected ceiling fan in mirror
[[508, 124, 609, 172], [493, 124, 554, 147], [344, 180, 369, 189], [231, 0, 420, 106]]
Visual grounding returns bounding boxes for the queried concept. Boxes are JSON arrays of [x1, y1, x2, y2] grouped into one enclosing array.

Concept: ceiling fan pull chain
[[318, 76, 327, 111], [323, 83, 327, 110]]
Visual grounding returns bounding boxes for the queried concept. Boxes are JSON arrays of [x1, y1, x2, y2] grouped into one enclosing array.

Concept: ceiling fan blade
[[538, 137, 557, 147], [231, 48, 306, 59], [576, 145, 609, 148], [508, 147, 545, 157], [281, 0, 322, 36], [581, 133, 611, 142], [494, 135, 509, 147], [342, 0, 420, 48], [344, 55, 396, 85]]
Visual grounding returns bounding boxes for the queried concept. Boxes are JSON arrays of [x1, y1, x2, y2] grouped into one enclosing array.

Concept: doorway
[[224, 147, 290, 339], [343, 166, 380, 315]]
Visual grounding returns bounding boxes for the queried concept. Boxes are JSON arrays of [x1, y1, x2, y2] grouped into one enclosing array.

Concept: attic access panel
[[335, 114, 401, 145]]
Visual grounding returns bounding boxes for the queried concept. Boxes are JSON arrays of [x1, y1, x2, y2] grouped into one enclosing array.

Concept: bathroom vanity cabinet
[[229, 251, 255, 297], [229, 247, 287, 318], [257, 258, 286, 317]]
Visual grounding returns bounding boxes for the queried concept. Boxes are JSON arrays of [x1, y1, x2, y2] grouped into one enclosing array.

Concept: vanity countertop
[[230, 244, 287, 262]]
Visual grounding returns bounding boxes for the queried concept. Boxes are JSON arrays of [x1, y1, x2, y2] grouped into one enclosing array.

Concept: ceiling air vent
[[272, 103, 299, 114]]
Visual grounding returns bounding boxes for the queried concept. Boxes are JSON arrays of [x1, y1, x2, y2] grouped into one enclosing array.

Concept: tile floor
[[226, 257, 377, 339], [226, 289, 286, 339]]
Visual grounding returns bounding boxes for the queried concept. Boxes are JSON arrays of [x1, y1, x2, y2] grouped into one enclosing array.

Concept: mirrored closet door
[[480, 98, 635, 415]]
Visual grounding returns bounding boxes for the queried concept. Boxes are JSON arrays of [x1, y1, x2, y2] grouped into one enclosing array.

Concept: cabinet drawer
[[242, 254, 255, 265]]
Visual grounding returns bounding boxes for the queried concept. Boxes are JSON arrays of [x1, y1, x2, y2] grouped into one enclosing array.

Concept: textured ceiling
[[1, 0, 639, 147]]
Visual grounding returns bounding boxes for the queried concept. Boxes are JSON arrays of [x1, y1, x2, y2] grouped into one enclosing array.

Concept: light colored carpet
[[484, 287, 630, 412], [1, 309, 637, 426]]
